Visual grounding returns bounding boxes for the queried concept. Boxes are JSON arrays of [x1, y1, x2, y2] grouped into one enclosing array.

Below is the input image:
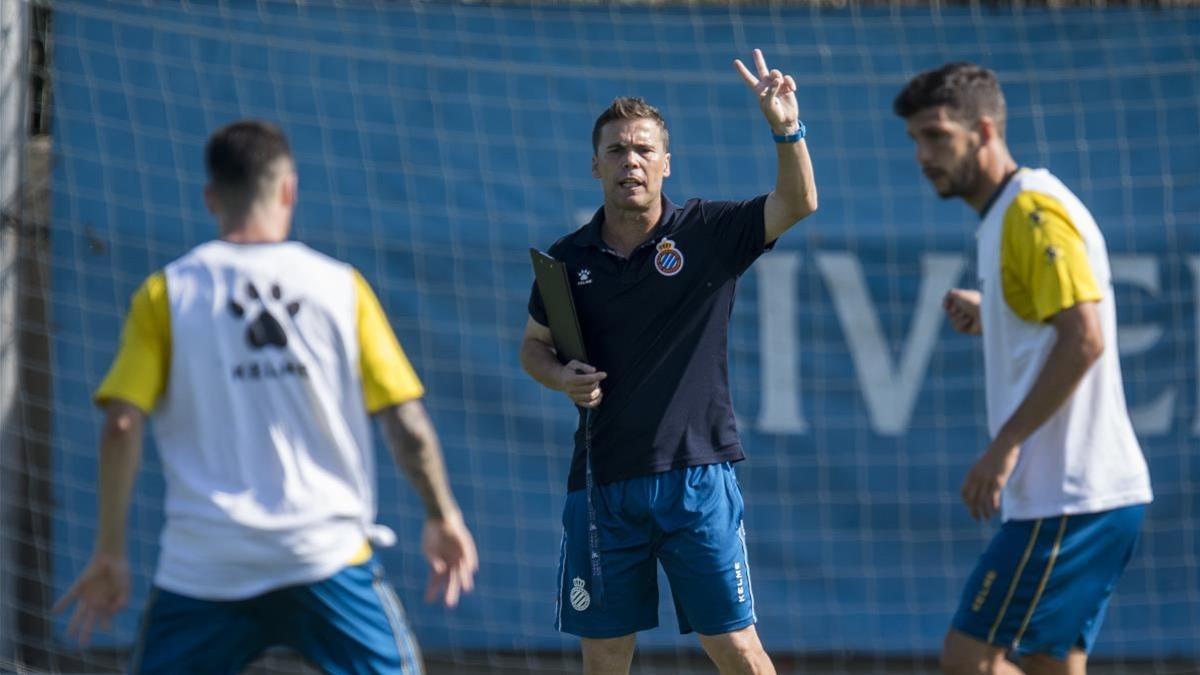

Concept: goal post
[[6, 1, 1198, 673]]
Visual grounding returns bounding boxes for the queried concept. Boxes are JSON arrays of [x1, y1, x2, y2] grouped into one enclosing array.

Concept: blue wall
[[51, 0, 1198, 657]]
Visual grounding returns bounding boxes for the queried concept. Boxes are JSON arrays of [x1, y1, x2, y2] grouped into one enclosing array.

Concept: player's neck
[[219, 215, 291, 244], [966, 147, 1019, 214], [601, 202, 662, 258]]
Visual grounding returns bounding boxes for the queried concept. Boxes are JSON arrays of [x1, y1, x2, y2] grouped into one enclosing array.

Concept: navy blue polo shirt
[[529, 194, 771, 492]]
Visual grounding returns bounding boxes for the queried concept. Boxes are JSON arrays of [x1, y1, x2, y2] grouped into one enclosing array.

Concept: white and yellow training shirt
[[977, 168, 1152, 522], [95, 240, 424, 600]]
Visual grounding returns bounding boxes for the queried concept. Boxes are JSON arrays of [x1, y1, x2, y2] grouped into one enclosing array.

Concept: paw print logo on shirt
[[227, 281, 301, 349]]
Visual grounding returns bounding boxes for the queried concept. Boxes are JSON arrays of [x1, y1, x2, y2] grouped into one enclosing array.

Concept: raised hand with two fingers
[[734, 48, 801, 136]]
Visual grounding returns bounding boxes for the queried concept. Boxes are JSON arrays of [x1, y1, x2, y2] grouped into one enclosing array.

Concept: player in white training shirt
[[895, 63, 1152, 675], [55, 120, 478, 674]]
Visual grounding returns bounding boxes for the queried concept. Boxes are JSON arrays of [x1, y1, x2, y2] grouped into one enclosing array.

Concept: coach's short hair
[[204, 120, 293, 209], [591, 97, 669, 153], [893, 62, 1007, 134]]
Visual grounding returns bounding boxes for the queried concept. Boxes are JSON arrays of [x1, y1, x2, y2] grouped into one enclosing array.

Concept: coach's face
[[906, 106, 983, 200], [592, 117, 671, 212]]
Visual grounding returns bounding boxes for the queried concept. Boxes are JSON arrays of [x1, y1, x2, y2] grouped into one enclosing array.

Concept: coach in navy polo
[[520, 49, 817, 675]]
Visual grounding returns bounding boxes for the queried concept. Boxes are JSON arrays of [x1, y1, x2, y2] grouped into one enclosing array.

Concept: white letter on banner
[[1192, 256, 1200, 436], [1110, 255, 1173, 435], [816, 252, 966, 436], [755, 252, 807, 433]]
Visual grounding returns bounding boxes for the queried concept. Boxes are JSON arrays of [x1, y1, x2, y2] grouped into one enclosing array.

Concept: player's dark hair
[[592, 97, 669, 153], [893, 62, 1007, 135], [205, 119, 293, 210]]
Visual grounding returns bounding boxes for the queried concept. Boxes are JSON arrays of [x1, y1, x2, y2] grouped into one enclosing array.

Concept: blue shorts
[[555, 462, 756, 638], [131, 557, 422, 675], [951, 504, 1145, 658]]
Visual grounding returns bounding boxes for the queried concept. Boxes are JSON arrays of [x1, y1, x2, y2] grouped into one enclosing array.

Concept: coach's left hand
[[734, 48, 800, 136], [961, 443, 1020, 521], [422, 513, 478, 608]]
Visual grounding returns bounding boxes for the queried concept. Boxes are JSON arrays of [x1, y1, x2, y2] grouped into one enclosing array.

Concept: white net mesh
[[3, 1, 1198, 673]]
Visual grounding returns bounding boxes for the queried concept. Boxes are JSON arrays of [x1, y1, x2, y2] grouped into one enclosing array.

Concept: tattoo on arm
[[377, 400, 458, 520]]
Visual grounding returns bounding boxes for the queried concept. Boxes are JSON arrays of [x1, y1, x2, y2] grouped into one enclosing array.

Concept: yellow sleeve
[[1000, 191, 1102, 323], [355, 270, 425, 412], [94, 272, 171, 413]]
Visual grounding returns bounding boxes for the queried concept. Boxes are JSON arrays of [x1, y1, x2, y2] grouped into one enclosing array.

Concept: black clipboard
[[530, 248, 588, 365]]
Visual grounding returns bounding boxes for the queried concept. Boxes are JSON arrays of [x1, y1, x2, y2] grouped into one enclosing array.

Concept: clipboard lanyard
[[583, 406, 605, 608]]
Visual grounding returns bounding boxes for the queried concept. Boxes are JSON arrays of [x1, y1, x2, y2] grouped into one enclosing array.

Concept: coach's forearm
[[776, 136, 817, 215], [95, 403, 145, 557], [765, 137, 818, 242], [377, 400, 460, 521], [519, 337, 565, 392]]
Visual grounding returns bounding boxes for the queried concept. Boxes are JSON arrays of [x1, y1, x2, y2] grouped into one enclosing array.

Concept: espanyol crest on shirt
[[654, 238, 684, 277]]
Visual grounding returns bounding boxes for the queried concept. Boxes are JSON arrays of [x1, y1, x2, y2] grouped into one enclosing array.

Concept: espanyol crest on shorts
[[654, 238, 684, 277], [570, 577, 591, 611]]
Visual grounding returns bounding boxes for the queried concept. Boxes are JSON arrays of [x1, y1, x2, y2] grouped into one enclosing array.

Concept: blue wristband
[[773, 121, 806, 144]]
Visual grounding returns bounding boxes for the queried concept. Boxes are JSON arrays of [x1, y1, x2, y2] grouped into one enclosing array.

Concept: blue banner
[[51, 1, 1198, 657]]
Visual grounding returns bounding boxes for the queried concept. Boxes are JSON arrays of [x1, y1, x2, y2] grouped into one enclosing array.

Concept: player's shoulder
[[1012, 167, 1071, 193], [279, 244, 363, 301], [1002, 170, 1081, 227], [1007, 169, 1083, 213], [286, 241, 355, 274], [139, 269, 168, 302], [1004, 191, 1070, 225], [119, 270, 169, 319]]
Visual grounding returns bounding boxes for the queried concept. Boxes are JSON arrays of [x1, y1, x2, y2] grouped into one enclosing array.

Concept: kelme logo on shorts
[[971, 570, 998, 612], [570, 577, 591, 611]]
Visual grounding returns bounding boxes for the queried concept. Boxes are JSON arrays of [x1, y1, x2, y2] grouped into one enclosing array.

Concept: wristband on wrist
[[772, 121, 806, 144]]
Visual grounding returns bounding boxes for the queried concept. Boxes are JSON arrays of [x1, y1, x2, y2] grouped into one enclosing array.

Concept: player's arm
[[355, 271, 477, 606], [93, 402, 145, 565], [734, 48, 818, 244], [53, 401, 143, 646], [963, 304, 1103, 521], [374, 402, 476, 608], [992, 303, 1103, 452], [519, 316, 605, 408], [961, 193, 1104, 520], [992, 193, 1105, 450], [376, 401, 459, 521], [56, 274, 170, 643], [356, 273, 459, 518]]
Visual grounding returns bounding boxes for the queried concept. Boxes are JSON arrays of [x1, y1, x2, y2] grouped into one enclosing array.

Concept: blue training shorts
[[951, 503, 1145, 658], [555, 462, 756, 638], [131, 556, 422, 675]]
